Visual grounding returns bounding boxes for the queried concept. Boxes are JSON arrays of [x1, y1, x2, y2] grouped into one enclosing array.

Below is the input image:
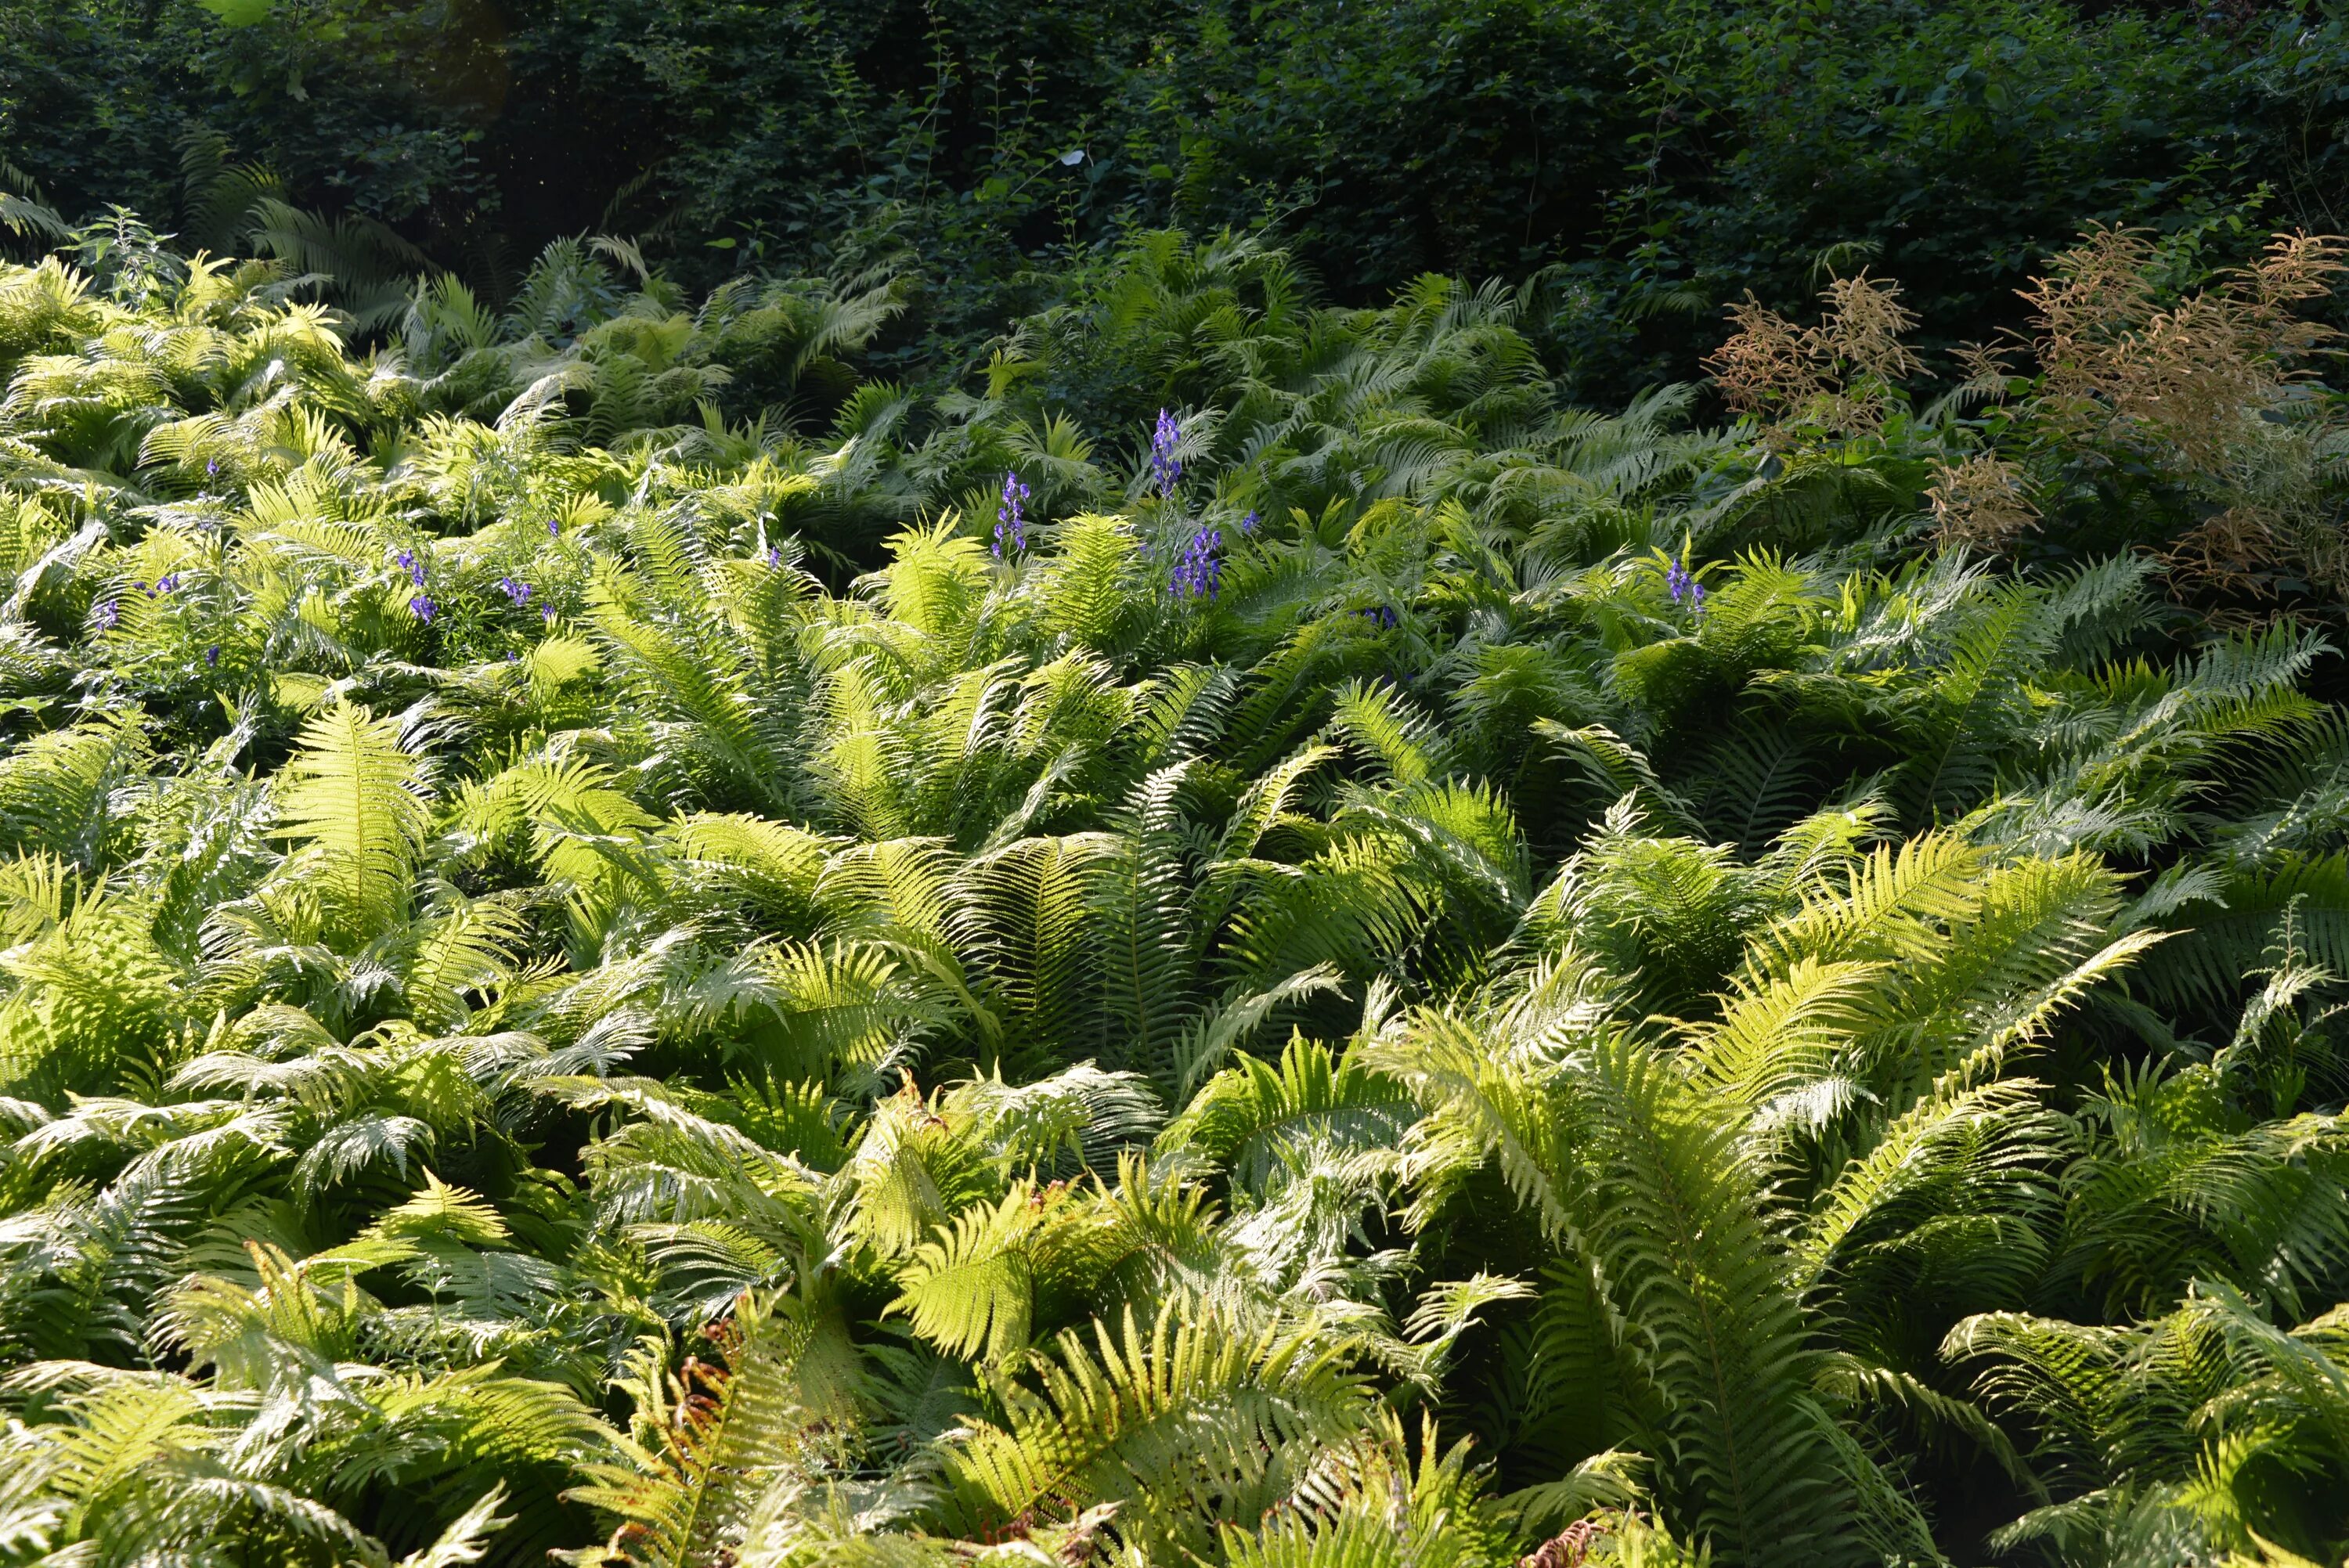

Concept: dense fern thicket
[[11, 0, 2349, 395], [6, 206, 2349, 1568]]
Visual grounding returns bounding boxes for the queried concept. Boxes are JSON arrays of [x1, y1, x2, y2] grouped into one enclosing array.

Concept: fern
[[273, 701, 431, 943], [940, 1303, 1373, 1556], [566, 1294, 835, 1568], [0, 210, 2344, 1567]]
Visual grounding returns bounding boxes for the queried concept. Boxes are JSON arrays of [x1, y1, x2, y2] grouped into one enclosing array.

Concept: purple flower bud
[[409, 594, 437, 624], [204, 645, 219, 666], [1239, 510, 1259, 535], [94, 599, 119, 631], [547, 518, 561, 539]]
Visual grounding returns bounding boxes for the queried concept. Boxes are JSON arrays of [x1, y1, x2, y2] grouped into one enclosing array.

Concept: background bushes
[[10, 0, 2349, 397]]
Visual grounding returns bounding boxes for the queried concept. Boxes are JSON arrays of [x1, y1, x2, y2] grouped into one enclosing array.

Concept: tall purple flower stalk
[[1171, 524, 1223, 600], [1150, 409, 1182, 495], [994, 470, 1030, 558]]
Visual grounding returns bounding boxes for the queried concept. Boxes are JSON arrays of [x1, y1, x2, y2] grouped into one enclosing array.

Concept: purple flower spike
[[994, 470, 1030, 559], [1150, 409, 1183, 495], [409, 594, 438, 624], [1170, 524, 1224, 600], [1239, 510, 1259, 535], [94, 600, 119, 631], [204, 645, 219, 666]]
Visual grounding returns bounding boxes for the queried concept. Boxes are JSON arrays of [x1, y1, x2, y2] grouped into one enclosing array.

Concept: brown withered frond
[[1517, 1518, 1607, 1568]]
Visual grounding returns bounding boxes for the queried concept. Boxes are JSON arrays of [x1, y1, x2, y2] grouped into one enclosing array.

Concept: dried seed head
[[1704, 294, 1827, 418], [1951, 340, 2019, 402], [1927, 454, 2040, 549], [2022, 225, 2348, 468], [1813, 271, 1922, 384], [1706, 274, 1921, 437]]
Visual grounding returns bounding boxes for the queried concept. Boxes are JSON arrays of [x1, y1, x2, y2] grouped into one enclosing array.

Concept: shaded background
[[8, 0, 2347, 397]]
